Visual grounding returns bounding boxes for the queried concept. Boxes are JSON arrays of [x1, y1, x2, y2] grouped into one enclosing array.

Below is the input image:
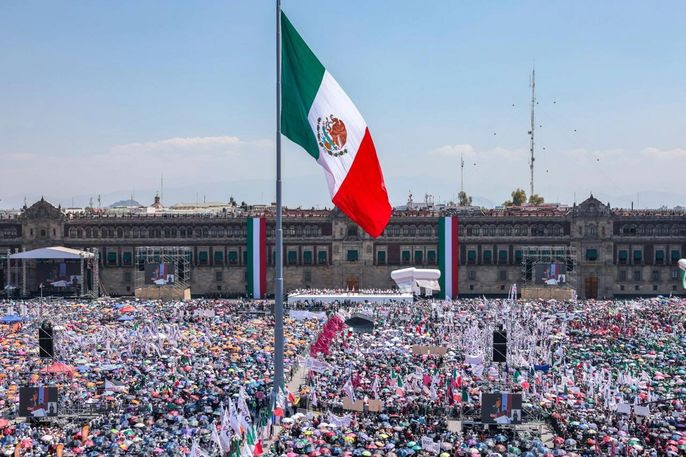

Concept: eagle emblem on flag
[[317, 115, 348, 157]]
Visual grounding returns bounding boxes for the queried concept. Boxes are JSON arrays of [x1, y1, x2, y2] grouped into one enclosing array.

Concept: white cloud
[[430, 144, 475, 157], [429, 144, 526, 160], [109, 136, 243, 156], [641, 147, 686, 159], [0, 135, 279, 204], [2, 139, 685, 209]]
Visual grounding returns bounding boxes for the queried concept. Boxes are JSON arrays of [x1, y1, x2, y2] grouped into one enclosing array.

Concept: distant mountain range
[[108, 199, 141, 208]]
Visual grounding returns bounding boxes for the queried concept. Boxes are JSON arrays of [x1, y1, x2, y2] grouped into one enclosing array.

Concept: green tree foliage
[[458, 191, 473, 207], [503, 188, 527, 207]]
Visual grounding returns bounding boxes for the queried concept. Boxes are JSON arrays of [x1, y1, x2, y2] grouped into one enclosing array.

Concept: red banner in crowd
[[309, 314, 346, 357]]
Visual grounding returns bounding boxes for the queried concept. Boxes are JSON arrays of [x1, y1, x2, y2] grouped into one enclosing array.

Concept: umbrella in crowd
[[0, 295, 685, 456]]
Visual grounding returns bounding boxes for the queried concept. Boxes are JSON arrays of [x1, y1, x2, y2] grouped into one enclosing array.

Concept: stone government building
[[1, 196, 685, 299]]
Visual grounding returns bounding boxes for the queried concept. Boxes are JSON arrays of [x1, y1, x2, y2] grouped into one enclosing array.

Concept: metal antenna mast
[[528, 68, 536, 198], [460, 152, 464, 195]]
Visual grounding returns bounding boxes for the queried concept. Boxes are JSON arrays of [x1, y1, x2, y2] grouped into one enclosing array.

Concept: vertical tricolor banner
[[439, 216, 459, 299], [247, 217, 267, 299]]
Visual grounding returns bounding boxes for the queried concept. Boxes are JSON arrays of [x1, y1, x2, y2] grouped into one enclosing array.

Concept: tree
[[458, 191, 473, 207], [503, 188, 527, 207], [528, 194, 545, 206]]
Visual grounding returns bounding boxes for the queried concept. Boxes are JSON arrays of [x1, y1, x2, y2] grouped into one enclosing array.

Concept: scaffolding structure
[[134, 246, 191, 291], [520, 245, 578, 291]]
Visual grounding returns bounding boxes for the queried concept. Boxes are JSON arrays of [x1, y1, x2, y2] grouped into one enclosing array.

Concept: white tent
[[9, 246, 94, 260], [391, 268, 441, 296]]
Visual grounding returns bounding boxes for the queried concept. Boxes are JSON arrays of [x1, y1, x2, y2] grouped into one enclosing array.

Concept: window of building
[[498, 270, 507, 281], [287, 250, 298, 265], [633, 270, 641, 281], [318, 250, 328, 265], [498, 250, 508, 264], [122, 251, 133, 266], [346, 250, 359, 262], [514, 250, 523, 264], [672, 249, 681, 263], [620, 285, 625, 291], [214, 251, 224, 265], [586, 249, 598, 261], [467, 250, 477, 264], [215, 271, 223, 282], [468, 270, 477, 281], [672, 269, 680, 280], [243, 251, 248, 265], [228, 251, 238, 265], [123, 271, 132, 282], [618, 250, 628, 264], [106, 251, 117, 266], [653, 284, 658, 291], [347, 226, 358, 237], [401, 250, 411, 264], [198, 251, 209, 265], [619, 270, 627, 281], [377, 251, 386, 265], [635, 285, 640, 291], [414, 250, 423, 264], [303, 250, 313, 265], [655, 250, 665, 264], [427, 250, 436, 264], [633, 250, 642, 264], [483, 250, 492, 265], [652, 270, 660, 281]]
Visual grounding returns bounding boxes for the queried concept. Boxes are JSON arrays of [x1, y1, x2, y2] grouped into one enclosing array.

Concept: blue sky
[[1, 1, 685, 209]]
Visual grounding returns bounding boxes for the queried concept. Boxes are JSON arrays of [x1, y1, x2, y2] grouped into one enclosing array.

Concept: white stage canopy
[[287, 292, 413, 305], [9, 246, 95, 260], [391, 268, 441, 295]]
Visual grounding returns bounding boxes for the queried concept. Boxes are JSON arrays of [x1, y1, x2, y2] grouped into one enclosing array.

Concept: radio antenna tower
[[528, 68, 536, 198], [460, 152, 464, 196]]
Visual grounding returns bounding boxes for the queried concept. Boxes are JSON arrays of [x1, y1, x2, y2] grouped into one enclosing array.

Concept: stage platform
[[520, 286, 576, 301], [287, 292, 413, 304], [135, 287, 191, 300]]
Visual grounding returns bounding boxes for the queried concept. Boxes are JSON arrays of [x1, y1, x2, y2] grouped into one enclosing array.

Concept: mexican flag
[[247, 217, 266, 299], [281, 12, 391, 238], [439, 216, 459, 299]]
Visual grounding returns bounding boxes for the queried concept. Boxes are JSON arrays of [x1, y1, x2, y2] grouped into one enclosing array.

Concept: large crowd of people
[[0, 295, 685, 456]]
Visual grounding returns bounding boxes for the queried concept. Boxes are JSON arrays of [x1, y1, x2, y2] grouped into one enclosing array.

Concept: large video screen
[[534, 262, 566, 286], [144, 263, 175, 285], [36, 262, 82, 288], [19, 386, 59, 417], [481, 392, 523, 424]]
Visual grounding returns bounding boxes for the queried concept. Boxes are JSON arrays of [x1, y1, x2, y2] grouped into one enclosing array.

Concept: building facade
[[1, 196, 685, 298]]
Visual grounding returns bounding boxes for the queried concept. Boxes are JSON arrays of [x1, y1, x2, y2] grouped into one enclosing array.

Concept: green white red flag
[[247, 217, 266, 299], [439, 216, 459, 299], [281, 12, 391, 238]]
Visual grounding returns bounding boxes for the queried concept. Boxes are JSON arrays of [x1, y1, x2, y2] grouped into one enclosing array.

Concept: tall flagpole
[[273, 0, 285, 402]]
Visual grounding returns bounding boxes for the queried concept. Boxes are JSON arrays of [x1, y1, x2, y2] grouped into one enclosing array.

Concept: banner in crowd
[[247, 217, 267, 299], [310, 314, 346, 357], [439, 216, 459, 299]]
